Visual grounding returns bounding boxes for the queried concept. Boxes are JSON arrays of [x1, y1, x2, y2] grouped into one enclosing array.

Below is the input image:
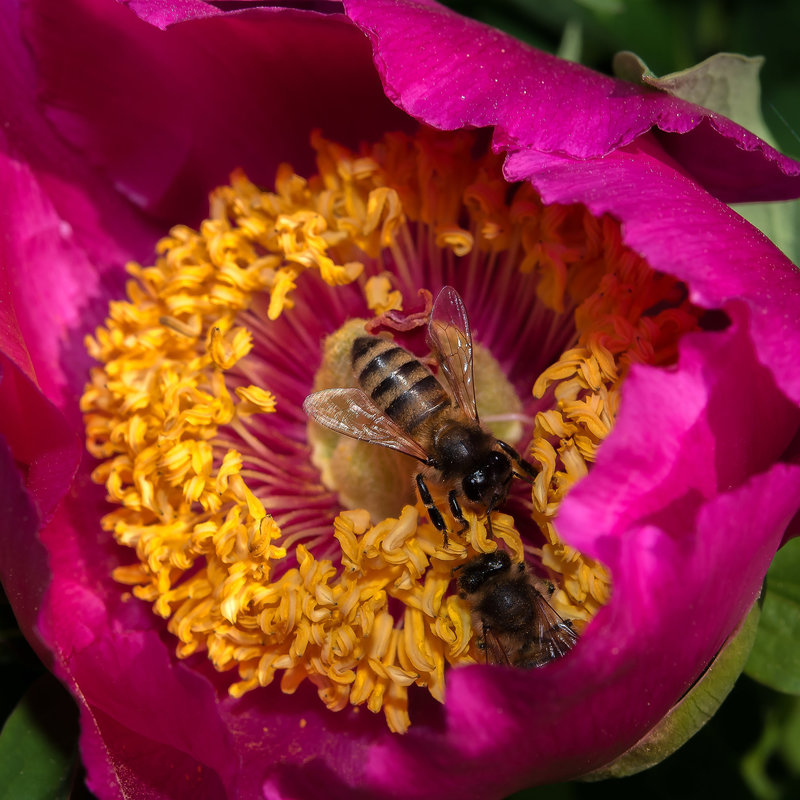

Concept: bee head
[[462, 450, 513, 509], [457, 550, 512, 595]]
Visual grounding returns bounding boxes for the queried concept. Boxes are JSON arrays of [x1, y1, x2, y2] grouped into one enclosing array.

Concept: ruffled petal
[[344, 0, 800, 202], [560, 317, 800, 550], [504, 141, 800, 406], [121, 0, 224, 29], [123, 0, 347, 30]]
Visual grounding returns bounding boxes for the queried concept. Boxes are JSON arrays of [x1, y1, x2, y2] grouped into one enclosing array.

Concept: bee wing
[[427, 286, 478, 421], [482, 626, 513, 667], [526, 590, 578, 666], [303, 387, 430, 463]]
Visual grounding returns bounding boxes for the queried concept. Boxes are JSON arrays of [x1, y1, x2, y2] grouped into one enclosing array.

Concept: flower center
[[81, 127, 703, 733]]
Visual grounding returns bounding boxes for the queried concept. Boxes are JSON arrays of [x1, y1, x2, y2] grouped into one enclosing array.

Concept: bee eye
[[488, 451, 507, 468], [489, 451, 513, 479]]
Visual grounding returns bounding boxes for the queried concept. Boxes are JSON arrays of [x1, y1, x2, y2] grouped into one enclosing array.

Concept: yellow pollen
[[82, 127, 702, 733]]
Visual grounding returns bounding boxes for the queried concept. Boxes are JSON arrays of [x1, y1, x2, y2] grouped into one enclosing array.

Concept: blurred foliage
[[0, 589, 89, 800], [747, 538, 800, 695], [0, 587, 45, 724], [0, 675, 80, 800]]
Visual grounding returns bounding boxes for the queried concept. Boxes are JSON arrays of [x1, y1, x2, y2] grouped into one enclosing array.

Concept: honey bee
[[457, 550, 578, 667], [303, 286, 536, 544]]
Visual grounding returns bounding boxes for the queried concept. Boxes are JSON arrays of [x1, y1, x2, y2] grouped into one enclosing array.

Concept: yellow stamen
[[82, 127, 701, 732], [364, 274, 403, 315]]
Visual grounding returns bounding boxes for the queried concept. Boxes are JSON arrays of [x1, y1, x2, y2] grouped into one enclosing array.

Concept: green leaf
[[746, 537, 800, 694], [581, 601, 761, 779], [556, 18, 583, 63], [613, 50, 800, 264], [0, 675, 80, 800], [740, 694, 800, 799], [622, 52, 773, 142], [730, 199, 800, 268]]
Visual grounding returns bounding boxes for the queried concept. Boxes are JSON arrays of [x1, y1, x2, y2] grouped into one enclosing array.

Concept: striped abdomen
[[352, 336, 450, 437]]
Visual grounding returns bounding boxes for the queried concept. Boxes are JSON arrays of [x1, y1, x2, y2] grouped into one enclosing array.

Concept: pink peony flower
[[2, 1, 799, 798]]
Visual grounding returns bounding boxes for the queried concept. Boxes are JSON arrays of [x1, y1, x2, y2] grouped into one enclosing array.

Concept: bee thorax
[[432, 421, 494, 477]]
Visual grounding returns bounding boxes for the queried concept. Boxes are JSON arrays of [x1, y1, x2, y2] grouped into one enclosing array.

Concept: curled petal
[[344, 0, 800, 201], [503, 143, 800, 406]]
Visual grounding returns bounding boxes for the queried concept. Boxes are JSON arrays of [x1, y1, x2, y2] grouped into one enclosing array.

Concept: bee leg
[[448, 490, 469, 536], [496, 440, 537, 483], [483, 493, 499, 539], [416, 474, 449, 547]]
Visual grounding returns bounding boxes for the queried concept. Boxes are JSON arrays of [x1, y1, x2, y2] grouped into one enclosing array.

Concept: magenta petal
[[26, 0, 410, 223], [344, 0, 800, 202], [36, 476, 238, 798], [0, 357, 81, 523], [123, 0, 347, 29], [0, 155, 140, 414], [79, 707, 227, 800], [1, 0, 159, 412], [121, 0, 224, 29], [558, 317, 800, 558]]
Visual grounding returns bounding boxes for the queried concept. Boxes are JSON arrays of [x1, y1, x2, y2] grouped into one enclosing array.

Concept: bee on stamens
[[457, 550, 578, 667], [303, 286, 536, 545]]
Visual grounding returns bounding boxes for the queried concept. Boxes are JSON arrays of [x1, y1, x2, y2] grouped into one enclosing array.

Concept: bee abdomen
[[352, 335, 450, 434]]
